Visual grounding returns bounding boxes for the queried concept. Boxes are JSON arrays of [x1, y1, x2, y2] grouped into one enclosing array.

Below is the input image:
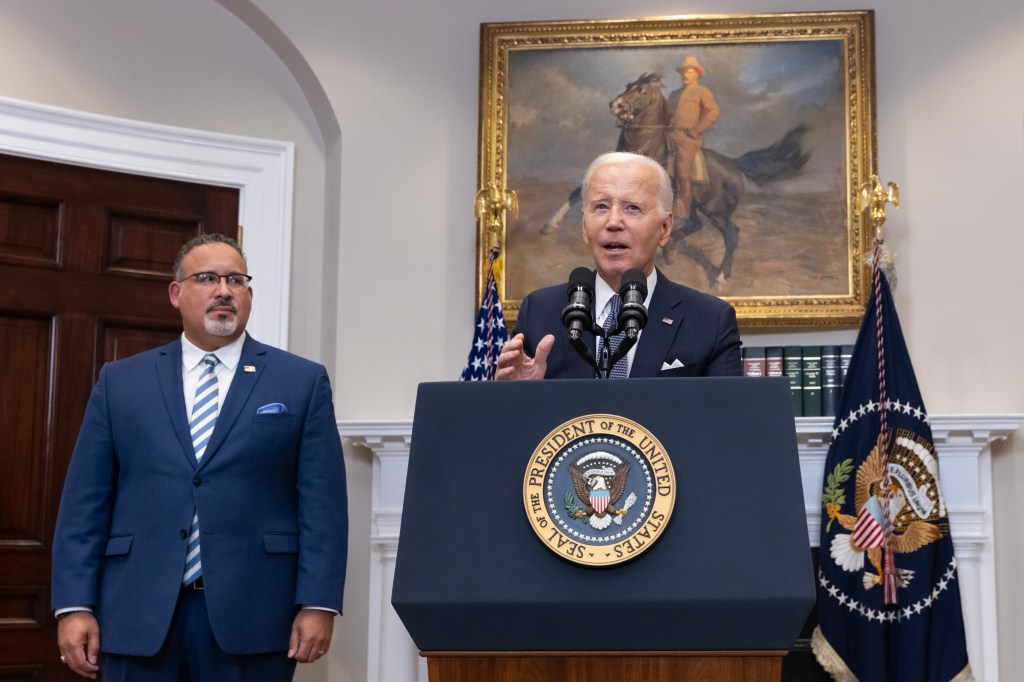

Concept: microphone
[[561, 267, 595, 340], [618, 268, 649, 339]]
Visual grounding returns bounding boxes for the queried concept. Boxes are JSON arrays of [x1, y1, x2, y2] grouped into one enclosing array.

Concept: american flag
[[459, 254, 507, 381]]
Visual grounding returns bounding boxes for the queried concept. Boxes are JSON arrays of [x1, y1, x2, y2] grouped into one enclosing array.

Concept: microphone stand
[[563, 267, 646, 378], [599, 267, 648, 378], [569, 323, 604, 377], [595, 328, 611, 379], [597, 321, 640, 379]]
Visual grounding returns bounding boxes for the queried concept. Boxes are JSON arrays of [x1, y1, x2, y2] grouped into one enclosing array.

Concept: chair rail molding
[[341, 414, 1021, 682]]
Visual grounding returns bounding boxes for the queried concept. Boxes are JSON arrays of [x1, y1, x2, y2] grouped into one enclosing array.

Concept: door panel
[[0, 152, 239, 679]]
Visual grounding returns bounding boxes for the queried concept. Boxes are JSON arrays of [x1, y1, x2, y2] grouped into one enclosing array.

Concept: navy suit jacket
[[52, 336, 348, 656], [514, 270, 742, 378]]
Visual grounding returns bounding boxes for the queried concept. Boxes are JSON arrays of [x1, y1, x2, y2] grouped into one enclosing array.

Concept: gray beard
[[205, 318, 237, 337]]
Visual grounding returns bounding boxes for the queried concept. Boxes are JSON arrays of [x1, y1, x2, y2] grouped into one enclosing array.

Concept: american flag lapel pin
[[243, 365, 256, 373], [662, 317, 674, 325]]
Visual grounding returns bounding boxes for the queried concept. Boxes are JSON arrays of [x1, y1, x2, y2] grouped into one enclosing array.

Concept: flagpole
[[858, 174, 901, 606], [460, 183, 517, 381]]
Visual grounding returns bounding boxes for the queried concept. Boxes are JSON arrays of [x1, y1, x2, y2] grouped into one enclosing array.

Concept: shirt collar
[[594, 269, 658, 317], [181, 332, 246, 371]]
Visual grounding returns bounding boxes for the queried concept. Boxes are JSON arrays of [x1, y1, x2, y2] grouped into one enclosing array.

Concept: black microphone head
[[618, 268, 648, 338], [619, 268, 648, 298], [562, 267, 595, 335], [567, 267, 595, 297]]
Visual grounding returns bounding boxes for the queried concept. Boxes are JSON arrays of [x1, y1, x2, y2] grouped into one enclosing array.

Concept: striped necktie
[[184, 353, 218, 586], [597, 295, 628, 378]]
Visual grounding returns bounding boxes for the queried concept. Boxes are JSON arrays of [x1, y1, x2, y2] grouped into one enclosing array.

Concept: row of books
[[741, 345, 855, 417]]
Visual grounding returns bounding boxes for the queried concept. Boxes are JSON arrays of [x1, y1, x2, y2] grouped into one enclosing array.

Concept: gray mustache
[[207, 298, 237, 313]]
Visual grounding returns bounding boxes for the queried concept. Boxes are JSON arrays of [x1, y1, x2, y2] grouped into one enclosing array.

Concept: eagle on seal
[[569, 458, 630, 530]]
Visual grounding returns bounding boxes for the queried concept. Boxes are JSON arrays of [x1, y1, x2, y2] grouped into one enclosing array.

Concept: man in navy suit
[[52, 234, 347, 681], [497, 151, 741, 380]]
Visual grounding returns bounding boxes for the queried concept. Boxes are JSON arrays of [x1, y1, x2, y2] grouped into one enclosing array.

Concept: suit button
[[193, 476, 202, 487], [180, 529, 188, 539]]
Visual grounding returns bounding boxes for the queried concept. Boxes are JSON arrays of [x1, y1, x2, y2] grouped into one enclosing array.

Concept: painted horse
[[544, 72, 810, 286]]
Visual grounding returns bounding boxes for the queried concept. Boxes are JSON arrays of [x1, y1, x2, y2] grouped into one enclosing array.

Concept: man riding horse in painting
[[544, 64, 809, 288], [670, 56, 720, 222]]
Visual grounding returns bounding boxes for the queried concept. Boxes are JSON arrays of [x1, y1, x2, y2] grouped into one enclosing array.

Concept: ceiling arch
[[213, 0, 340, 148]]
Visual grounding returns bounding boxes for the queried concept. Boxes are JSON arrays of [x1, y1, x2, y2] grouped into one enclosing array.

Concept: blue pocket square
[[256, 403, 288, 414]]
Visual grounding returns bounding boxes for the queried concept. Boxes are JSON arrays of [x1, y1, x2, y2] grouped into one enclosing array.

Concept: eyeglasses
[[179, 272, 253, 289]]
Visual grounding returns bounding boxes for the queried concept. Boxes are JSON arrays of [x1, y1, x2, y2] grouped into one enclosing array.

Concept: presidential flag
[[459, 253, 507, 381], [812, 263, 972, 681]]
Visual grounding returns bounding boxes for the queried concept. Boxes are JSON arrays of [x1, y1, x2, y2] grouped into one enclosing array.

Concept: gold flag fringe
[[950, 665, 975, 682], [811, 626, 859, 682], [811, 626, 976, 681]]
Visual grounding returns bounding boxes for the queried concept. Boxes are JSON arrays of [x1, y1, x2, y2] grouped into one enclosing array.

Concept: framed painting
[[477, 11, 877, 327]]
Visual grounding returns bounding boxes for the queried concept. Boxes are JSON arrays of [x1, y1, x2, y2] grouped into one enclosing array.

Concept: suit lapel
[[631, 275, 686, 378], [199, 336, 267, 469], [156, 340, 198, 468]]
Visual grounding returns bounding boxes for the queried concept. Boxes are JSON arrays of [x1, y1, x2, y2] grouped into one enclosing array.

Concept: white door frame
[[0, 95, 293, 349]]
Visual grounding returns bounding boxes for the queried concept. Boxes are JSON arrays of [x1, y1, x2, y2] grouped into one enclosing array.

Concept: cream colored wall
[[0, 0, 333, 364], [2, 0, 1021, 679], [0, 1, 355, 679]]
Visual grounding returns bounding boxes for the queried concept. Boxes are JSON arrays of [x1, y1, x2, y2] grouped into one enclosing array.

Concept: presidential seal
[[823, 426, 950, 591], [523, 414, 675, 566]]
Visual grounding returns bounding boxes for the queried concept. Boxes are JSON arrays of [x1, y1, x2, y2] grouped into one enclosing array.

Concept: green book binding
[[783, 346, 803, 417], [840, 343, 855, 391], [821, 345, 841, 417], [765, 346, 784, 378], [801, 346, 822, 417]]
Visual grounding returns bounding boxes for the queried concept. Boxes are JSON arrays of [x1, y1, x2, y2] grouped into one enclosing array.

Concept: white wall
[[0, 0, 333, 364], [1, 0, 1021, 679], [0, 1, 354, 679]]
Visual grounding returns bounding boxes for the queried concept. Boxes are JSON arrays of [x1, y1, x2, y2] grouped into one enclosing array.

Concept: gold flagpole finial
[[858, 174, 900, 240], [475, 181, 518, 257]]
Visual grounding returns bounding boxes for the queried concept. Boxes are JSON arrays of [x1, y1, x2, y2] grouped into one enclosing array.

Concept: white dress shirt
[[181, 332, 245, 415]]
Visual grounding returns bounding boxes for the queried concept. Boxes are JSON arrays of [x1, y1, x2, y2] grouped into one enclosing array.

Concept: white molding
[[341, 414, 1021, 682], [338, 423, 422, 682], [0, 95, 293, 349]]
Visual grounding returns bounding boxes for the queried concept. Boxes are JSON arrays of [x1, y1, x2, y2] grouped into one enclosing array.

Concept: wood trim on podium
[[423, 650, 787, 682]]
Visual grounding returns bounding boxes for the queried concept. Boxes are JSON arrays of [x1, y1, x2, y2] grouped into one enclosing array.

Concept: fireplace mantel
[[340, 414, 1020, 682]]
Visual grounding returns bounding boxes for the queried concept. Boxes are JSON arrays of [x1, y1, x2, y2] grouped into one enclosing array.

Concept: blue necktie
[[184, 354, 218, 586], [597, 295, 628, 378]]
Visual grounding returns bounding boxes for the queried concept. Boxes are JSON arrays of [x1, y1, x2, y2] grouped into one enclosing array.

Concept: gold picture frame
[[477, 11, 876, 328]]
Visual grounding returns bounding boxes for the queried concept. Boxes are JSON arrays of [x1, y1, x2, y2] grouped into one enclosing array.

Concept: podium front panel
[[392, 377, 814, 651]]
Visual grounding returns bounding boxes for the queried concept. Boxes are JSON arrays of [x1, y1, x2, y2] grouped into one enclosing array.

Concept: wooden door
[[0, 153, 239, 679]]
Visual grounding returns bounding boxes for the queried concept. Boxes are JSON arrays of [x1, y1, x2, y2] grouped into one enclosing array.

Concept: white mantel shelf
[[339, 414, 1021, 682]]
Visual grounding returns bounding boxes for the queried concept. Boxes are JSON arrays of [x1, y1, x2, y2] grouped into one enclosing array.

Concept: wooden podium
[[424, 650, 785, 682], [394, 378, 813, 682]]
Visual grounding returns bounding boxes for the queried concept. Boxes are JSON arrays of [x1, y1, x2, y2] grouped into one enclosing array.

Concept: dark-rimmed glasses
[[178, 272, 253, 289]]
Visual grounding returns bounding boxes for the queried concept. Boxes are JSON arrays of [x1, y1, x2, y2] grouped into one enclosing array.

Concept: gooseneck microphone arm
[[605, 268, 649, 374], [596, 330, 613, 379], [561, 268, 650, 378], [571, 333, 600, 375]]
